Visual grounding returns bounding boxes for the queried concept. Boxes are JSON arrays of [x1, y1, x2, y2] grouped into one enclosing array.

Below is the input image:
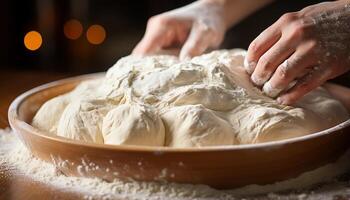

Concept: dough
[[229, 103, 320, 144], [32, 95, 70, 134], [32, 49, 349, 147], [57, 99, 115, 144], [161, 105, 236, 147], [102, 104, 165, 146]]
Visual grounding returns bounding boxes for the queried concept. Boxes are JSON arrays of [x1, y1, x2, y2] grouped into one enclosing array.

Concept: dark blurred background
[[0, 0, 348, 86]]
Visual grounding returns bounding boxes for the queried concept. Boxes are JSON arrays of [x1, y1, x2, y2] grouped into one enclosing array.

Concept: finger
[[132, 30, 167, 55], [277, 66, 331, 105], [250, 36, 295, 86], [245, 21, 282, 74], [132, 18, 169, 55], [179, 21, 213, 60], [262, 44, 318, 98]]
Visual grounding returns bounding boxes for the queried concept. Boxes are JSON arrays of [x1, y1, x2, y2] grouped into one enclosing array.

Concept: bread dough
[[32, 49, 349, 147], [32, 94, 70, 134], [102, 104, 165, 146], [57, 99, 115, 144], [162, 105, 236, 147]]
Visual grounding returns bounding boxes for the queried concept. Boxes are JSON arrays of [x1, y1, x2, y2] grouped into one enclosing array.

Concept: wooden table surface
[[0, 70, 91, 200]]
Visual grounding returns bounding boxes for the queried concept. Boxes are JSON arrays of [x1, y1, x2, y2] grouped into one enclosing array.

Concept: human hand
[[245, 1, 350, 105], [132, 0, 226, 60]]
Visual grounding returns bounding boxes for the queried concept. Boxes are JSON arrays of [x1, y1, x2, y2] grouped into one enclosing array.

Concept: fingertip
[[251, 73, 268, 86], [277, 96, 293, 105], [263, 81, 283, 98], [277, 88, 302, 105], [132, 45, 143, 55], [244, 57, 256, 74], [179, 45, 202, 61], [132, 38, 152, 56], [179, 48, 191, 61]]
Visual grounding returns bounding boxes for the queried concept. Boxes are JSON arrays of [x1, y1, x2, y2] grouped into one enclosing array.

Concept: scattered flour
[[2, 129, 350, 199]]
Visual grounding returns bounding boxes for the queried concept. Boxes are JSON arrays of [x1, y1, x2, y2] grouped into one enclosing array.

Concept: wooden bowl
[[8, 73, 350, 189]]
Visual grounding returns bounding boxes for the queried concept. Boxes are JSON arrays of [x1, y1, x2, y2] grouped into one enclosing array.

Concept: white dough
[[32, 49, 349, 147], [32, 95, 70, 134], [102, 104, 165, 146], [161, 105, 236, 147], [57, 99, 115, 144]]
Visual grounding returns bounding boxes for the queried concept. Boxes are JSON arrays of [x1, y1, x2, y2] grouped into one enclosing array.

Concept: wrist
[[198, 0, 229, 29]]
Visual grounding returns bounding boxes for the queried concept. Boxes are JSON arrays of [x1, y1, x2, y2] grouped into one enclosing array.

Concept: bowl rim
[[8, 73, 350, 153]]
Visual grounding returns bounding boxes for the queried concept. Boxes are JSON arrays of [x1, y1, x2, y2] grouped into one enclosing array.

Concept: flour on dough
[[32, 49, 349, 147], [102, 104, 165, 146]]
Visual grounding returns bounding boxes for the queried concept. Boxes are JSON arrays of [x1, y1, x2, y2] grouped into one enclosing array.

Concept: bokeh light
[[24, 31, 42, 51], [86, 24, 106, 45], [64, 19, 83, 40]]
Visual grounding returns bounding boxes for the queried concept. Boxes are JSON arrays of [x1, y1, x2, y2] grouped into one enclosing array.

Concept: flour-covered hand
[[245, 1, 350, 105], [132, 0, 226, 60]]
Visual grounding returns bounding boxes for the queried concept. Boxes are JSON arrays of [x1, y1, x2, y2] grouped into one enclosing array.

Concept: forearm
[[202, 0, 275, 29]]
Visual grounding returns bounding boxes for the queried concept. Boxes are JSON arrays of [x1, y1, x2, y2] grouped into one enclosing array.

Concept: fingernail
[[244, 58, 256, 74], [277, 97, 283, 104], [251, 74, 266, 86], [263, 82, 283, 98], [277, 97, 288, 105]]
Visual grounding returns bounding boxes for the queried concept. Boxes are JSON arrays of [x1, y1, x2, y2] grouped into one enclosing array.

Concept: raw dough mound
[[102, 104, 165, 146], [32, 95, 70, 134], [229, 103, 319, 144], [32, 49, 349, 147], [57, 99, 115, 144], [162, 105, 236, 147]]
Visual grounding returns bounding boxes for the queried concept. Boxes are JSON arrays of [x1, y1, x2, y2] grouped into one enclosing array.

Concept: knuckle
[[258, 56, 272, 70], [148, 15, 170, 26], [304, 39, 318, 51], [289, 22, 309, 39], [197, 24, 213, 35], [248, 40, 260, 53], [280, 12, 297, 23], [277, 66, 291, 80]]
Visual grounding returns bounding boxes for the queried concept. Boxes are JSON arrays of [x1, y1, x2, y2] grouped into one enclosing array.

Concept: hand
[[132, 0, 226, 60], [245, 1, 350, 105]]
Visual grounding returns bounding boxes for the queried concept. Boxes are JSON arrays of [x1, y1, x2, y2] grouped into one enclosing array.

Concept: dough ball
[[161, 105, 236, 147], [296, 87, 349, 127], [69, 79, 104, 100], [230, 104, 320, 144], [32, 95, 70, 134], [57, 99, 114, 144], [102, 104, 165, 146]]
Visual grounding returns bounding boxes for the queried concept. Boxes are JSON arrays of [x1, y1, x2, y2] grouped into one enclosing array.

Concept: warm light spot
[[64, 19, 83, 40], [24, 31, 42, 51], [86, 24, 106, 45]]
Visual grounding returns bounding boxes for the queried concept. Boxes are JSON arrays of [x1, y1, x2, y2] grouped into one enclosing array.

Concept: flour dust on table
[[1, 129, 350, 200]]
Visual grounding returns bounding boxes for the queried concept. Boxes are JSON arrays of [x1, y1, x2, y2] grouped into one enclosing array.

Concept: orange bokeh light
[[64, 19, 83, 40], [86, 24, 106, 45], [24, 31, 42, 51]]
